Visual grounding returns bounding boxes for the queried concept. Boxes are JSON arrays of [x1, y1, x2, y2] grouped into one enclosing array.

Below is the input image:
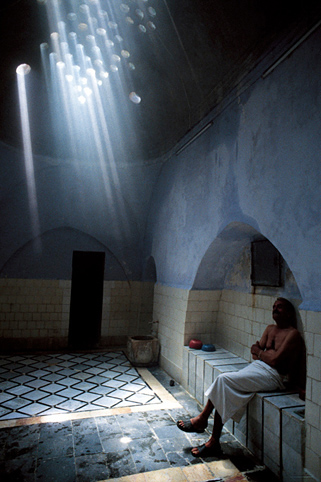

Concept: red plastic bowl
[[189, 339, 203, 349]]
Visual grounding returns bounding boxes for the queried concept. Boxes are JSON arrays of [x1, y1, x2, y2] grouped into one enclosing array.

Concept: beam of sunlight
[[83, 84, 110, 196], [37, 0, 168, 240], [16, 64, 41, 244], [56, 60, 78, 157], [83, 76, 130, 240], [86, 67, 132, 238], [40, 0, 151, 164]]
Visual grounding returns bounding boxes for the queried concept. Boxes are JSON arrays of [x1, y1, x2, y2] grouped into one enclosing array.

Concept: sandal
[[191, 443, 223, 458], [176, 419, 207, 433]]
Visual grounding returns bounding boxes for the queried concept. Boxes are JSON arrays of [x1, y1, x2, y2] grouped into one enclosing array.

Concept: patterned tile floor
[[0, 352, 161, 420], [0, 358, 281, 482]]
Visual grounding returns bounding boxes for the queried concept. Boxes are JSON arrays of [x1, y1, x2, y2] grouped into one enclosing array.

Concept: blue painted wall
[[1, 28, 320, 311], [145, 28, 321, 311], [0, 143, 162, 281]]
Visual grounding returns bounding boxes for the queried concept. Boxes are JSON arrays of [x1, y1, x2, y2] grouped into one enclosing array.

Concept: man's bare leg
[[177, 399, 214, 431], [191, 409, 223, 456]]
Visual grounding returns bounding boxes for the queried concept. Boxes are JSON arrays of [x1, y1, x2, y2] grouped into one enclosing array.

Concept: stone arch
[[192, 221, 302, 299], [0, 226, 129, 281], [192, 221, 304, 337]]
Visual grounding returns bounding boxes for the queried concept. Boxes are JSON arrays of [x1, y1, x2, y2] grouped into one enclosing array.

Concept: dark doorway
[[69, 251, 105, 349]]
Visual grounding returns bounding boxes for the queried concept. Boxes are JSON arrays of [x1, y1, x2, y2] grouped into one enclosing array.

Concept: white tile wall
[[1, 279, 320, 480], [153, 285, 221, 381], [0, 279, 69, 347], [301, 308, 321, 481], [152, 284, 189, 381], [154, 286, 321, 481], [0, 279, 154, 349], [214, 290, 286, 361], [185, 289, 220, 345]]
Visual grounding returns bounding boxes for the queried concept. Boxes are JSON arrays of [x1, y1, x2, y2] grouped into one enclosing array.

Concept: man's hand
[[251, 341, 261, 360]]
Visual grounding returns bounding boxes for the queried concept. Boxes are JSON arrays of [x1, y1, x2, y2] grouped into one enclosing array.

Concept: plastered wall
[[145, 28, 321, 480]]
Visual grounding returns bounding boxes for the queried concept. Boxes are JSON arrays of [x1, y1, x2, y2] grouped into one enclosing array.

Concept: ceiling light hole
[[148, 7, 156, 17], [96, 28, 106, 36], [67, 13, 77, 22], [147, 21, 156, 31], [112, 54, 121, 63], [98, 10, 108, 20], [16, 64, 31, 76], [86, 35, 95, 44], [92, 46, 101, 56], [79, 4, 90, 15], [108, 21, 118, 30], [78, 23, 88, 31], [136, 9, 144, 20], [129, 92, 141, 104], [120, 4, 130, 14]]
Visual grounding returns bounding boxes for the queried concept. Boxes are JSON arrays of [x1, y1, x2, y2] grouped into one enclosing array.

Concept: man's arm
[[251, 326, 270, 360], [254, 329, 302, 370]]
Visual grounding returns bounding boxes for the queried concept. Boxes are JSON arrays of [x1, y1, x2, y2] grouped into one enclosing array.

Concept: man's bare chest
[[266, 328, 290, 350]]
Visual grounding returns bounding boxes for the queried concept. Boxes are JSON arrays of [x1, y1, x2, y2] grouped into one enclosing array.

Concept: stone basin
[[127, 335, 159, 367]]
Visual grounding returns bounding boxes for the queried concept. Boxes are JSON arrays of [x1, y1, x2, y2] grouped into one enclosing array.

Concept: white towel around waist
[[205, 360, 285, 424]]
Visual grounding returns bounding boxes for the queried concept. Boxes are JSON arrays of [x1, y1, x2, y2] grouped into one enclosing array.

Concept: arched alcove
[[191, 221, 305, 353], [193, 221, 302, 301]]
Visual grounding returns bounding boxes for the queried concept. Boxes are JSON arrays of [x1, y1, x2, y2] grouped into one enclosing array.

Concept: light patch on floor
[[101, 459, 248, 481]]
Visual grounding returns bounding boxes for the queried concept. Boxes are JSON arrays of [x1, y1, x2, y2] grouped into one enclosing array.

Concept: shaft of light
[[85, 88, 110, 198], [86, 69, 131, 237], [16, 67, 40, 240], [56, 61, 77, 156]]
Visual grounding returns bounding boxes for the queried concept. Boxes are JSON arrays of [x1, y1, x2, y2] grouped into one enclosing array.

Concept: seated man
[[176, 297, 305, 458]]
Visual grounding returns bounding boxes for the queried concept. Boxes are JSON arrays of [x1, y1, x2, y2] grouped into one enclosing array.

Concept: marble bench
[[181, 345, 305, 481]]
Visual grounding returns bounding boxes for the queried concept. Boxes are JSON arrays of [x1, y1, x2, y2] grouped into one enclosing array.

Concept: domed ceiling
[[0, 0, 320, 163]]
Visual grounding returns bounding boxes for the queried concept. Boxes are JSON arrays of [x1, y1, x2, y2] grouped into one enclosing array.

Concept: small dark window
[[251, 240, 282, 287]]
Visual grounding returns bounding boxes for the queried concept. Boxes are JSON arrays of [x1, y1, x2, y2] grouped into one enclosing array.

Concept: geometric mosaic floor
[[0, 361, 278, 482], [0, 351, 161, 421]]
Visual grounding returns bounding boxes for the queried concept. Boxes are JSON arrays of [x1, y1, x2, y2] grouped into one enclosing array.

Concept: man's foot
[[176, 417, 207, 433], [191, 440, 222, 458]]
